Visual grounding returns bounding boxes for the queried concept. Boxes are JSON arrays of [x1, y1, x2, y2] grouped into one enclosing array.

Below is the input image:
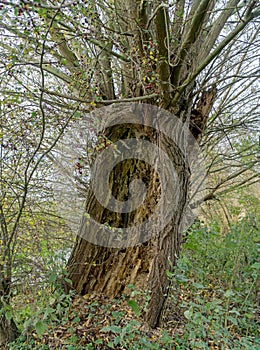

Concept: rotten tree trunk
[[66, 105, 190, 327]]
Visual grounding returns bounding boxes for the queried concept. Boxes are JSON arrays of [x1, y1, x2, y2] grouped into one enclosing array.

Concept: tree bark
[[63, 0, 255, 329], [0, 276, 19, 346], [66, 104, 191, 327], [0, 314, 18, 348]]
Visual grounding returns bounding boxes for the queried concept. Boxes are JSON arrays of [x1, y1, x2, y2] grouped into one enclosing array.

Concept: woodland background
[[0, 0, 259, 349]]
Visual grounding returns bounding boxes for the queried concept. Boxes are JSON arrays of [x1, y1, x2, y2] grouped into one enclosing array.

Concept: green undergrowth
[[9, 216, 259, 349], [165, 216, 260, 349]]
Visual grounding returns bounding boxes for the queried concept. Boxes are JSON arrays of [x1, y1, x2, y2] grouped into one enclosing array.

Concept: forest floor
[[8, 218, 260, 350]]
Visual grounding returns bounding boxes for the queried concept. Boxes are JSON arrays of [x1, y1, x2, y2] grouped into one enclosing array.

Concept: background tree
[[0, 11, 76, 342], [0, 0, 259, 337]]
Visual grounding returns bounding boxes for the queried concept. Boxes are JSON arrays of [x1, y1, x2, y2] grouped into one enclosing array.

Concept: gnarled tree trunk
[[63, 0, 257, 329], [66, 102, 192, 327]]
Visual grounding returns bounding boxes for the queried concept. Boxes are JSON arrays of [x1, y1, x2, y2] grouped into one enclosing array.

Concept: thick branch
[[198, 0, 241, 62], [154, 4, 171, 107], [171, 0, 185, 49], [171, 7, 260, 105], [171, 0, 211, 88]]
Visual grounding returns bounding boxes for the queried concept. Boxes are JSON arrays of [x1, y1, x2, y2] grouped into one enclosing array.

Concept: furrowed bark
[[66, 119, 190, 327]]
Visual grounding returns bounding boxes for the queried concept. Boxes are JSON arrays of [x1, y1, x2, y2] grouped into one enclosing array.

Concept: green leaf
[[49, 273, 57, 283], [49, 297, 56, 305], [5, 311, 12, 321], [184, 309, 193, 320], [101, 325, 121, 334], [61, 58, 68, 65], [175, 274, 189, 282], [251, 262, 260, 270], [192, 282, 205, 289], [127, 284, 135, 290], [227, 316, 238, 325], [224, 290, 234, 298], [74, 111, 81, 118], [73, 317, 81, 323], [166, 269, 173, 278], [35, 320, 47, 338], [127, 299, 141, 317], [64, 277, 73, 285]]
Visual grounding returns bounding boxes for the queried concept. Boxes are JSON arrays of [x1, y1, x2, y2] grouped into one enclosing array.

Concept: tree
[[63, 0, 259, 328], [0, 69, 74, 345], [0, 2, 77, 342], [0, 0, 259, 336]]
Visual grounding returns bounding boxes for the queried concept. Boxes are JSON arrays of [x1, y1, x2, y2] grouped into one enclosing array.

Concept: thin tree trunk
[[0, 309, 18, 347], [0, 276, 19, 346]]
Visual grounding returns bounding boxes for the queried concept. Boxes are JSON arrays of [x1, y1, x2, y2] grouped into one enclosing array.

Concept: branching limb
[[154, 3, 171, 107], [171, 5, 260, 106]]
